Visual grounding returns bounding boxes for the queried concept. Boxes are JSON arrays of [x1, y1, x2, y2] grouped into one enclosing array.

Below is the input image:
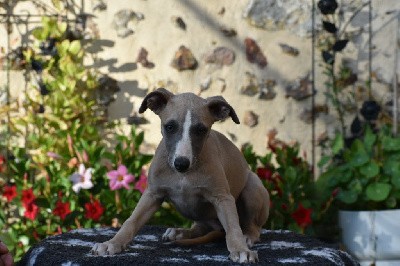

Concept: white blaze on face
[[173, 110, 193, 164]]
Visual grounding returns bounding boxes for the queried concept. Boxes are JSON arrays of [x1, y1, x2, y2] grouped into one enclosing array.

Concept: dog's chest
[[164, 177, 216, 220]]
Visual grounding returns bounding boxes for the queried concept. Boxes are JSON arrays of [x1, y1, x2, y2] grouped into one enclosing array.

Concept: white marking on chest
[[174, 110, 193, 163]]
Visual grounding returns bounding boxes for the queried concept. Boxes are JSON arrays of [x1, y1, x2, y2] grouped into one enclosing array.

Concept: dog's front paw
[[229, 250, 258, 263], [91, 241, 125, 255]]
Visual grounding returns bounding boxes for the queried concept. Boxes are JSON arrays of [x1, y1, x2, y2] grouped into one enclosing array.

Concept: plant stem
[[393, 12, 399, 136], [329, 59, 346, 135], [115, 190, 122, 213]]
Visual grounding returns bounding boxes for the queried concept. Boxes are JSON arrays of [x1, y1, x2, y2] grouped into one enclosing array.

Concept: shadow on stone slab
[[18, 226, 359, 266]]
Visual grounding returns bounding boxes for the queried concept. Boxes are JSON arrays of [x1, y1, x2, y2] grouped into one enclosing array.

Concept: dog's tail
[[173, 230, 225, 246]]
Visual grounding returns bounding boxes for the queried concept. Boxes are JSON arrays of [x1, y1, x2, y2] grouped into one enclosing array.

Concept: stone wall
[[1, 0, 399, 163]]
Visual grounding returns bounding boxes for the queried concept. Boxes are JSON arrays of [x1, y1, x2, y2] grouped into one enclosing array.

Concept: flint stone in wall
[[112, 9, 144, 38], [240, 72, 259, 96], [244, 38, 267, 69], [171, 46, 198, 71], [93, 0, 107, 12], [204, 47, 235, 66], [243, 0, 313, 37], [136, 48, 155, 69], [286, 74, 314, 101], [259, 79, 277, 100], [279, 43, 300, 57], [299, 104, 329, 124], [243, 110, 259, 127]]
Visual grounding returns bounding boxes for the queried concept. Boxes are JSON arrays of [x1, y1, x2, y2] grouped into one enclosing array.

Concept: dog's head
[[139, 88, 239, 173]]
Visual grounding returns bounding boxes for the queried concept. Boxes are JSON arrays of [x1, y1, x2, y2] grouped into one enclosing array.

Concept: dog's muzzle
[[174, 156, 190, 172]]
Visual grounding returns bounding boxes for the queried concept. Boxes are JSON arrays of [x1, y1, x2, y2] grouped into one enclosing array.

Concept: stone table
[[18, 226, 359, 265]]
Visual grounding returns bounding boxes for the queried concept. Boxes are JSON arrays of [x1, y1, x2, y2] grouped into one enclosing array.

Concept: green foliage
[[243, 138, 325, 235], [0, 126, 161, 261], [318, 126, 400, 210], [15, 16, 104, 168], [318, 2, 368, 135], [0, 17, 187, 262]]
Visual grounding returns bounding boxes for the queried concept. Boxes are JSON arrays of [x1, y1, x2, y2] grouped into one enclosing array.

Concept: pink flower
[[107, 165, 134, 190], [47, 152, 61, 159], [135, 172, 148, 194], [69, 164, 94, 193]]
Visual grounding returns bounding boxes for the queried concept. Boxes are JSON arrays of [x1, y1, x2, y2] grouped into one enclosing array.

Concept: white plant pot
[[339, 209, 400, 266]]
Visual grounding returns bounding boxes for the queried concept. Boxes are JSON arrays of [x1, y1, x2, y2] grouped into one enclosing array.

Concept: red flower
[[85, 199, 104, 221], [24, 202, 39, 220], [2, 185, 17, 202], [291, 203, 313, 228], [22, 188, 36, 206], [0, 155, 6, 172], [256, 167, 273, 181], [53, 201, 71, 220], [32, 230, 40, 241]]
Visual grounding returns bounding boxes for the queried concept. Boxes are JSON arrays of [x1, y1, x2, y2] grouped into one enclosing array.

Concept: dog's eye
[[164, 122, 177, 133], [192, 124, 208, 135]]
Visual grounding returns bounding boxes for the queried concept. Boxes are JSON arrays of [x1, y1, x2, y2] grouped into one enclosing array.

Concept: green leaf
[[63, 210, 80, 225], [338, 189, 358, 204], [68, 40, 81, 55], [393, 190, 400, 199], [392, 175, 400, 189], [0, 231, 17, 247], [284, 166, 297, 182], [332, 134, 344, 155], [382, 136, 400, 151], [360, 161, 380, 178], [66, 61, 78, 75], [349, 140, 369, 167], [383, 159, 400, 176], [363, 126, 376, 152], [135, 131, 145, 148], [366, 183, 392, 202], [35, 197, 50, 208], [339, 169, 352, 183], [348, 179, 362, 193], [58, 40, 70, 55], [385, 197, 397, 208], [59, 22, 67, 34], [32, 27, 47, 40], [318, 155, 330, 168]]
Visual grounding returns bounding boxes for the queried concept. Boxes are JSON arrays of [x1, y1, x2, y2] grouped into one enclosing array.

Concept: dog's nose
[[174, 156, 190, 172]]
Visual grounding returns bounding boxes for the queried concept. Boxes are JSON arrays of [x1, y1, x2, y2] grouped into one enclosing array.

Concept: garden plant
[[0, 17, 187, 261]]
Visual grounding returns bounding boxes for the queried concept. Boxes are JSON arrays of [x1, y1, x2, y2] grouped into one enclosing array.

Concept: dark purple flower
[[360, 100, 381, 121], [318, 0, 338, 15]]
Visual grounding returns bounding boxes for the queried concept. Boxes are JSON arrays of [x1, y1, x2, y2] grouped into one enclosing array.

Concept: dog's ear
[[139, 88, 174, 115], [206, 96, 240, 124]]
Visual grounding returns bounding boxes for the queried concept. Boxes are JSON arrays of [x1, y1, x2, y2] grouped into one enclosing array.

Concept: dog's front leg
[[91, 190, 161, 255], [210, 194, 258, 263]]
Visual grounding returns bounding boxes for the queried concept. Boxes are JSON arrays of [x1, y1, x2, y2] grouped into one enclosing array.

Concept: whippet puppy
[[91, 88, 270, 263]]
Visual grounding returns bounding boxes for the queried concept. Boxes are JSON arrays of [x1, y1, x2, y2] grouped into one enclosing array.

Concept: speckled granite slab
[[18, 226, 359, 266]]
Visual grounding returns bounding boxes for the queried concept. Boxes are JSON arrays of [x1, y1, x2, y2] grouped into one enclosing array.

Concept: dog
[[91, 88, 270, 263]]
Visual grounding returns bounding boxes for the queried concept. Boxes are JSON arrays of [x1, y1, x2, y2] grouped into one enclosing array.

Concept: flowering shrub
[[0, 16, 188, 262], [0, 127, 189, 261], [243, 130, 329, 235]]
